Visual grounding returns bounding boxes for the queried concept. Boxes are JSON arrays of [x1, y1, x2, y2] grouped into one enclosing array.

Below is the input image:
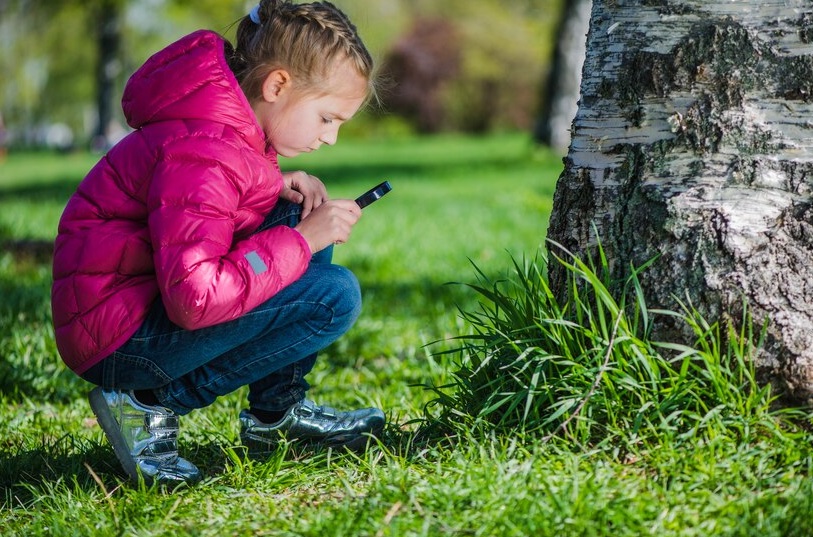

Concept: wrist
[[292, 225, 314, 256]]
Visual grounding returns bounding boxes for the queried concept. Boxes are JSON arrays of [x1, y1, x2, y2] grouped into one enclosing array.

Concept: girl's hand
[[294, 199, 361, 253], [280, 170, 328, 219]]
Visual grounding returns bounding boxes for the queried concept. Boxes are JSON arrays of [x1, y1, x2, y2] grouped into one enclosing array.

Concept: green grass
[[2, 133, 812, 537]]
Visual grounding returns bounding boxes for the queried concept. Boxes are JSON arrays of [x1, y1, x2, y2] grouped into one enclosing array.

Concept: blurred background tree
[[0, 0, 243, 149], [373, 0, 563, 134], [534, 0, 590, 152], [0, 0, 567, 149]]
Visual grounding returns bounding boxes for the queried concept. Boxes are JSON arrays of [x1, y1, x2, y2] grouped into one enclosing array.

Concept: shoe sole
[[334, 432, 378, 452], [242, 424, 384, 454], [88, 387, 146, 485]]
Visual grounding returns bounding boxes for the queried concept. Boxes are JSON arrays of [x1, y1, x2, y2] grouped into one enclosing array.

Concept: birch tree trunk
[[546, 0, 813, 404], [534, 0, 591, 152]]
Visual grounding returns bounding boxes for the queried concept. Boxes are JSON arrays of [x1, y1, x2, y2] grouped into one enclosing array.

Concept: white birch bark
[[547, 0, 813, 403]]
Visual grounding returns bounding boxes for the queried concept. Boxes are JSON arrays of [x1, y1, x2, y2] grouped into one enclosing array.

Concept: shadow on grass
[[0, 239, 54, 262], [0, 253, 84, 404], [291, 153, 540, 185], [1, 433, 236, 505], [358, 279, 475, 313], [0, 180, 80, 206], [0, 435, 119, 506], [0, 425, 441, 507], [0, 149, 537, 205]]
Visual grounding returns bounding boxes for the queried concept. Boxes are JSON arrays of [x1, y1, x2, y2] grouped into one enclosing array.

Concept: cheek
[[261, 113, 283, 140], [266, 114, 299, 145], [295, 119, 322, 141], [263, 105, 321, 148]]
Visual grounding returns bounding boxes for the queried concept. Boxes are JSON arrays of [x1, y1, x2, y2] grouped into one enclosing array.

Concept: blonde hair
[[227, 0, 376, 105]]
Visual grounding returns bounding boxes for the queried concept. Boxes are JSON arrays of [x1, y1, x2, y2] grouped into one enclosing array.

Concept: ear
[[261, 69, 292, 102]]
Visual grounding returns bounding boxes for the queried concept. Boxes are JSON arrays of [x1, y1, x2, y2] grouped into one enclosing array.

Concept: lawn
[[2, 132, 812, 537]]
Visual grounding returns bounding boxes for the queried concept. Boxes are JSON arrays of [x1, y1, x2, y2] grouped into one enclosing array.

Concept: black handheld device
[[355, 181, 392, 208]]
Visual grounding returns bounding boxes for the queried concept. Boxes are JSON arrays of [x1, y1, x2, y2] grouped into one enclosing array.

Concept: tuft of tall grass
[[423, 242, 807, 455]]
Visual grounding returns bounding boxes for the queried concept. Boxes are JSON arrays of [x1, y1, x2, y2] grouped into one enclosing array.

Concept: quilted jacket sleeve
[[146, 136, 311, 330]]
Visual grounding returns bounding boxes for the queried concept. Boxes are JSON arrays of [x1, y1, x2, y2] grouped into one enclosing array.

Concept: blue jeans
[[81, 201, 362, 415]]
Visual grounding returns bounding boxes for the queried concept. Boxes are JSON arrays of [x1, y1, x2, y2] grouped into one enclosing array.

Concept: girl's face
[[253, 61, 368, 158]]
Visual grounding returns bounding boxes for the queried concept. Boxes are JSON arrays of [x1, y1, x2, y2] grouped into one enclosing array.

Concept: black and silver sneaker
[[239, 398, 385, 452], [88, 387, 201, 486]]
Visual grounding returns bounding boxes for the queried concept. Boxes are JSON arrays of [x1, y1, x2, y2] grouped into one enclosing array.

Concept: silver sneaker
[[239, 398, 385, 452], [88, 387, 201, 486]]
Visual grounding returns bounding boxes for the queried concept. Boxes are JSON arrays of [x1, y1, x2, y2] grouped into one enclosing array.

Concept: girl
[[51, 0, 384, 486]]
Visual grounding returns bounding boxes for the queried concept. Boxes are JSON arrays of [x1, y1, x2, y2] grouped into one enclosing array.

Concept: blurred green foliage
[[0, 0, 562, 147]]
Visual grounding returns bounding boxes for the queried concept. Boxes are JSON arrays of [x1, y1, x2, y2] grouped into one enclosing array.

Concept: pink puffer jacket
[[51, 30, 311, 374]]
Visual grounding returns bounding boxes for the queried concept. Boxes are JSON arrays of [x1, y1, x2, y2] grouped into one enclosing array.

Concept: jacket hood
[[122, 30, 266, 153]]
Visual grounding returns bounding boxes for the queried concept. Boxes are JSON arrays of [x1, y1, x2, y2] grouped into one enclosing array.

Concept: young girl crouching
[[51, 0, 384, 486]]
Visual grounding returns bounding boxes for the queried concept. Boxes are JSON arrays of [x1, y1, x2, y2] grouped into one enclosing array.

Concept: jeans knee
[[329, 265, 362, 326]]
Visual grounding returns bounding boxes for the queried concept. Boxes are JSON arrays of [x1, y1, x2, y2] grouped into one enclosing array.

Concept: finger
[[280, 187, 304, 204], [301, 196, 315, 219], [327, 198, 358, 213]]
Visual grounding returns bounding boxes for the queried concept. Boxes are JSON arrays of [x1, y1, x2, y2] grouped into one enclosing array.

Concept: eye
[[322, 117, 334, 124]]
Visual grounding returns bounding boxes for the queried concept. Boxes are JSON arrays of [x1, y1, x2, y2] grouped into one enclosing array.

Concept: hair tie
[[249, 5, 261, 24]]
